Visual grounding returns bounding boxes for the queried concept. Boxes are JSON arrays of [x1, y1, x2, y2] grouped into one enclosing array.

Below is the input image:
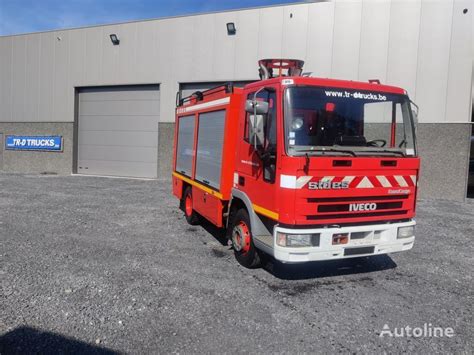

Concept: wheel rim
[[185, 193, 193, 216], [232, 221, 251, 254]]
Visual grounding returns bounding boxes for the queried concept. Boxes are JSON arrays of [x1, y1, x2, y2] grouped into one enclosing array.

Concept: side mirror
[[249, 114, 265, 148], [245, 99, 269, 115]]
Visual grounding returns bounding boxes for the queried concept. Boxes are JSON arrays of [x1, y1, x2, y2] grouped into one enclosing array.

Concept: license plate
[[344, 246, 375, 256]]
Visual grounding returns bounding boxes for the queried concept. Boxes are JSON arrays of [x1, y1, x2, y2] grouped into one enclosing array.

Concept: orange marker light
[[333, 233, 349, 245]]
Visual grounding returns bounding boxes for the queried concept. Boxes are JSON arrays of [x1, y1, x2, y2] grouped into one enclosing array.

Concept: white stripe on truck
[[394, 175, 408, 187], [376, 175, 392, 188], [280, 175, 313, 189], [279, 174, 417, 189], [177, 97, 230, 114]]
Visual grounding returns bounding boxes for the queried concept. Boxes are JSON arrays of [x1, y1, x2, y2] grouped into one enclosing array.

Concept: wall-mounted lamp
[[226, 22, 236, 35], [110, 34, 120, 45]]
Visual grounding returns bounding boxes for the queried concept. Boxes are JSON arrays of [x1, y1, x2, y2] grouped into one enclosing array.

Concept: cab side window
[[243, 92, 256, 143], [244, 89, 278, 183]]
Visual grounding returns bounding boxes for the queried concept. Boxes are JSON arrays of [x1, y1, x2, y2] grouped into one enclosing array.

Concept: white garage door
[[77, 86, 160, 178]]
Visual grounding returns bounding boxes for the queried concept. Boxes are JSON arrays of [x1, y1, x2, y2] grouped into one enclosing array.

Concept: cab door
[[235, 86, 280, 221]]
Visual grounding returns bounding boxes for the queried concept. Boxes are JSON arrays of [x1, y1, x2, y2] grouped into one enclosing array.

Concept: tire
[[229, 208, 261, 268], [182, 186, 200, 225]]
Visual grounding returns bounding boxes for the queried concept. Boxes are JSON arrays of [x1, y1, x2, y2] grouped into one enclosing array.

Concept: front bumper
[[258, 220, 415, 263]]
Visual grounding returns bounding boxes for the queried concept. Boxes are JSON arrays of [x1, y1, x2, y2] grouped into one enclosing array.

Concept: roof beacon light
[[258, 59, 304, 80]]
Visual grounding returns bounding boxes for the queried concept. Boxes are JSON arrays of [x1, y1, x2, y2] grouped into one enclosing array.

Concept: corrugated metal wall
[[0, 0, 472, 125]]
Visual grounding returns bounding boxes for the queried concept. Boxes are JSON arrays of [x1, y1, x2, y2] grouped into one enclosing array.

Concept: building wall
[[157, 123, 175, 180], [0, 122, 73, 174], [417, 123, 471, 201], [0, 0, 473, 199]]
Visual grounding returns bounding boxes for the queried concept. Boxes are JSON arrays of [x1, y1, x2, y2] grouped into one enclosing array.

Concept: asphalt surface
[[1, 173, 473, 354]]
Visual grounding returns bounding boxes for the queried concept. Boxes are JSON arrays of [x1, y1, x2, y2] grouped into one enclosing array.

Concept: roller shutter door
[[77, 85, 159, 178]]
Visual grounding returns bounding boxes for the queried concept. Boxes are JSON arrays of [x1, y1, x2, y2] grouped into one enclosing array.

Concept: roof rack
[[176, 82, 234, 107]]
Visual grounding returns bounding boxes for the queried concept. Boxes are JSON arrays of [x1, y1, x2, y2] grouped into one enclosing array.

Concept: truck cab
[[173, 59, 419, 268]]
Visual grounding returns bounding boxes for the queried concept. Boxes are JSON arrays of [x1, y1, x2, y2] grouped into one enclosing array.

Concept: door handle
[[238, 176, 245, 186]]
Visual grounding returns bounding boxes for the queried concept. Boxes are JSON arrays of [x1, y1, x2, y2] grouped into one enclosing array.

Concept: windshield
[[284, 86, 416, 157]]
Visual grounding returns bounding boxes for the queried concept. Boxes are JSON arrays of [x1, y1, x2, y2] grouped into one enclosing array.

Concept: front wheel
[[229, 209, 261, 268]]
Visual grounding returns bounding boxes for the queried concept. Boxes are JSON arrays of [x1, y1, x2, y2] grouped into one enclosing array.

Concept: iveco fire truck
[[172, 59, 419, 268]]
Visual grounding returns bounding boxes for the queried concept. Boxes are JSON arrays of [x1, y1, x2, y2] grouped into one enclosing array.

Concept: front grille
[[306, 210, 408, 220], [302, 194, 412, 222], [308, 195, 408, 203], [318, 201, 403, 213]]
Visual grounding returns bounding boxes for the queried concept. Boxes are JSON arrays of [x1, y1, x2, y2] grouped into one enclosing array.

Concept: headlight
[[276, 232, 320, 247], [291, 117, 304, 130], [397, 226, 415, 239]]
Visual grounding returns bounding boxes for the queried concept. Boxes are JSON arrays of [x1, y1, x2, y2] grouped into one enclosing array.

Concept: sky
[[0, 0, 307, 36]]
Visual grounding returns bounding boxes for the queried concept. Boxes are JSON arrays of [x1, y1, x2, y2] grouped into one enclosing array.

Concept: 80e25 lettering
[[308, 181, 349, 190]]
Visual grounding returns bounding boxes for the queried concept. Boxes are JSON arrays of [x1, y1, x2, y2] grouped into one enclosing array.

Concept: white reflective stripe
[[320, 176, 335, 183], [296, 176, 313, 189], [280, 175, 297, 188], [357, 176, 374, 188], [394, 175, 408, 187], [280, 175, 313, 189], [376, 175, 392, 188], [411, 175, 417, 186], [178, 97, 230, 113], [342, 176, 355, 184], [233, 173, 239, 185]]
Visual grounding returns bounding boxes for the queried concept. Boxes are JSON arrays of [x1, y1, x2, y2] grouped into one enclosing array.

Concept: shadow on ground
[[197, 216, 398, 281], [199, 220, 228, 246], [261, 254, 397, 280], [0, 327, 119, 355]]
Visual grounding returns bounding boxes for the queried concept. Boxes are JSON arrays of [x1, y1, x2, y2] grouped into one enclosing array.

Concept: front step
[[254, 235, 274, 255]]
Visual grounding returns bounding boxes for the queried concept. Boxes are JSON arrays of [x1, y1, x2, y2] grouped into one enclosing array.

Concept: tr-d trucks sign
[[5, 136, 63, 151]]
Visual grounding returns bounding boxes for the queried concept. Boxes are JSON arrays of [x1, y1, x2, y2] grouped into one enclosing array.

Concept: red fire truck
[[172, 59, 419, 268]]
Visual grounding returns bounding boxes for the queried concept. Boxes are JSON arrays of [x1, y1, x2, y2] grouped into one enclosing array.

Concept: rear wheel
[[182, 186, 200, 225], [229, 208, 261, 268]]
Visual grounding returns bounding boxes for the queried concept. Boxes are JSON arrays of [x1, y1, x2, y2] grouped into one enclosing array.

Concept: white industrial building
[[0, 0, 472, 200]]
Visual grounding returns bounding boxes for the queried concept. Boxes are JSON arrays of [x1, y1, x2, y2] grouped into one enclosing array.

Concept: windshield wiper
[[368, 149, 406, 157], [294, 147, 357, 157]]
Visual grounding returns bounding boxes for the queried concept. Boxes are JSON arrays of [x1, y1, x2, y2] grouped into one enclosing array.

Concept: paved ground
[[1, 173, 473, 354]]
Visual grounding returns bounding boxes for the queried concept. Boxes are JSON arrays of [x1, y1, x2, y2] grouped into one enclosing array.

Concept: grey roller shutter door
[[78, 85, 160, 178]]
